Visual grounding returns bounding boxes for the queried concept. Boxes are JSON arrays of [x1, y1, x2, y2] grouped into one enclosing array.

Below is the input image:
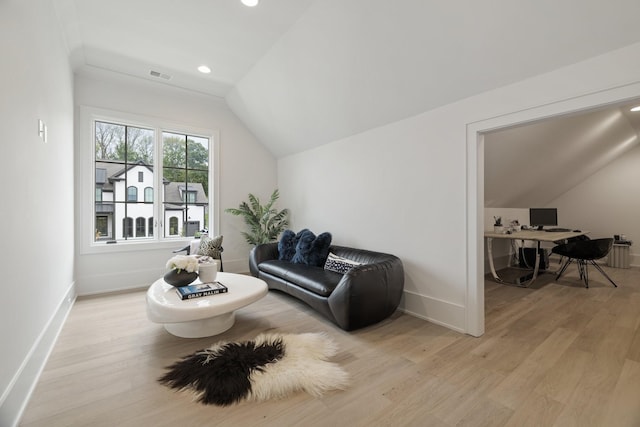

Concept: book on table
[[175, 281, 228, 300]]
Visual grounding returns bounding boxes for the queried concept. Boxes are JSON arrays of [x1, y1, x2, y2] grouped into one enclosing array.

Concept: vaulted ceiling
[[484, 98, 640, 208], [53, 0, 640, 159]]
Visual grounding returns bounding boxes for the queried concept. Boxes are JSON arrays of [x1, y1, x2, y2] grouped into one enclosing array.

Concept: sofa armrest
[[328, 255, 404, 331], [249, 242, 279, 277]]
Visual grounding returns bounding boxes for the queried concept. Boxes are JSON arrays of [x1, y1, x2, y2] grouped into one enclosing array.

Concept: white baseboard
[[221, 257, 250, 274], [399, 290, 466, 334], [0, 282, 76, 427]]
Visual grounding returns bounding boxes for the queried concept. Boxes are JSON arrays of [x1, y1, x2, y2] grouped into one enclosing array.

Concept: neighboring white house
[[95, 161, 208, 240]]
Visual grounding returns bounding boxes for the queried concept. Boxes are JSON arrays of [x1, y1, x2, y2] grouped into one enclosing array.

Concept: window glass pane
[[95, 216, 109, 240], [188, 169, 208, 200], [127, 126, 154, 165], [163, 132, 186, 168], [164, 168, 186, 185], [96, 160, 125, 203], [94, 120, 156, 243], [95, 122, 125, 162], [148, 217, 154, 237], [121, 203, 151, 238], [187, 136, 208, 169], [190, 171, 209, 231], [162, 132, 209, 238]]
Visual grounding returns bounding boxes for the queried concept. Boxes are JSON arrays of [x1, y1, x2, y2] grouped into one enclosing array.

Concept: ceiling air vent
[[149, 70, 172, 80]]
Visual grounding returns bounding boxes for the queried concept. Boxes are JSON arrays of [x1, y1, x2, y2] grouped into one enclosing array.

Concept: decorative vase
[[198, 260, 219, 283], [163, 269, 198, 287]]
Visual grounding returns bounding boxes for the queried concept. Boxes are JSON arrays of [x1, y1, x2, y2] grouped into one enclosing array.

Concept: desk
[[485, 229, 588, 287]]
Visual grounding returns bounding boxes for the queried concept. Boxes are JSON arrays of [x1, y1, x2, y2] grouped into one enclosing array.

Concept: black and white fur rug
[[158, 332, 349, 406]]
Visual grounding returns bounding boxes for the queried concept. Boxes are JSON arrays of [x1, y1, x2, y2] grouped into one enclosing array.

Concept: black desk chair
[[551, 238, 617, 288]]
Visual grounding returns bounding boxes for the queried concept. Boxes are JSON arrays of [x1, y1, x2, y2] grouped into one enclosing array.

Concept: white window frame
[[79, 106, 220, 254]]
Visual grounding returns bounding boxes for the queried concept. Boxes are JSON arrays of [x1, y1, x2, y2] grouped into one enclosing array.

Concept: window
[[123, 217, 133, 238], [127, 186, 138, 202], [182, 189, 196, 203], [169, 217, 179, 235], [83, 106, 217, 252], [96, 216, 108, 239], [162, 132, 209, 238], [144, 187, 153, 202], [136, 217, 146, 237]]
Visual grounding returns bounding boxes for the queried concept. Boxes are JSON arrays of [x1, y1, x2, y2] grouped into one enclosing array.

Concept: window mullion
[[155, 128, 163, 241]]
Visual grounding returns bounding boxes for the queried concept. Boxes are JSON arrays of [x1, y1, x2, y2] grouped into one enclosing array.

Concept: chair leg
[[556, 258, 573, 280], [580, 261, 589, 288], [589, 261, 618, 288]]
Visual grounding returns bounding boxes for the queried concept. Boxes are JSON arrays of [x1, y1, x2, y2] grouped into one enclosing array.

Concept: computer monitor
[[529, 208, 558, 230]]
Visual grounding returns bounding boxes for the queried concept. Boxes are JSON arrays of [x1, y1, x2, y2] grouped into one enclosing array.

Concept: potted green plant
[[225, 189, 289, 245]]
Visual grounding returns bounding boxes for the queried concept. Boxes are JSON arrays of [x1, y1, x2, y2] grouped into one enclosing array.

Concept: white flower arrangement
[[166, 255, 199, 273]]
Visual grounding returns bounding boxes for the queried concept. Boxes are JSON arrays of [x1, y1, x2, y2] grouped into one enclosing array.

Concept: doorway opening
[[465, 81, 640, 337]]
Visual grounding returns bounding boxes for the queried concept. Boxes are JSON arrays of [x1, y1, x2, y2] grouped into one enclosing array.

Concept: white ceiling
[[484, 98, 640, 208], [53, 0, 640, 158], [53, 0, 316, 96]]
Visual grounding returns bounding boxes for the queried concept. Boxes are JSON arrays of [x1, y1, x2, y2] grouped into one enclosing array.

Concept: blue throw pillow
[[291, 230, 314, 264], [291, 230, 332, 267], [308, 232, 332, 266], [278, 229, 297, 261]]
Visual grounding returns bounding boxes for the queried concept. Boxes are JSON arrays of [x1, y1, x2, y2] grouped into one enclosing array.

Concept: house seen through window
[[93, 120, 210, 243]]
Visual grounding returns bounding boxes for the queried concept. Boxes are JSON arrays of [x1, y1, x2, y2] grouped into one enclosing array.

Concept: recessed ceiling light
[[241, 0, 259, 7], [630, 105, 640, 112], [197, 65, 211, 74]]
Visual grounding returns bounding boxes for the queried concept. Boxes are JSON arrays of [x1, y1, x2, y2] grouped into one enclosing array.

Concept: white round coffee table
[[146, 272, 268, 338]]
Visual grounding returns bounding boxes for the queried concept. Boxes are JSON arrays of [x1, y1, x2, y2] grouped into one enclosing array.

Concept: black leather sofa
[[249, 243, 404, 331]]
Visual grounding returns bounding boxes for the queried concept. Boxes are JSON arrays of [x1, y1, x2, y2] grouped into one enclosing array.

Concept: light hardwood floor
[[20, 265, 640, 427]]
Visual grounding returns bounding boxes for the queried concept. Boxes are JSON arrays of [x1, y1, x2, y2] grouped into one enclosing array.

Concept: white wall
[[550, 143, 640, 266], [74, 69, 277, 295], [279, 41, 640, 334], [0, 1, 75, 425]]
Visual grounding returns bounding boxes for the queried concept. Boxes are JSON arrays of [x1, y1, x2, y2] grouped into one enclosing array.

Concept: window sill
[[80, 238, 194, 255]]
